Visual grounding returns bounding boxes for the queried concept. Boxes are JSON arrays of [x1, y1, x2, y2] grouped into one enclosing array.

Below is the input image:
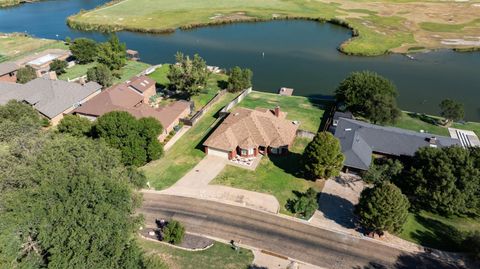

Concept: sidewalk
[[163, 125, 190, 151]]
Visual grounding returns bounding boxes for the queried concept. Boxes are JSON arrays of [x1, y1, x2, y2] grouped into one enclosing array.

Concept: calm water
[[1, 0, 479, 120]]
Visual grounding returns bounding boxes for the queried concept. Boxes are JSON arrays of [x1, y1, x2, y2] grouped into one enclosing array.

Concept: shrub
[[87, 64, 113, 87], [289, 188, 318, 219], [162, 220, 185, 245], [227, 66, 252, 92], [16, 65, 37, 84], [49, 59, 68, 75], [57, 114, 92, 137]]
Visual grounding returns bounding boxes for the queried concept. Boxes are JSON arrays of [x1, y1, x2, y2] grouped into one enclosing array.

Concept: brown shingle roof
[[126, 75, 155, 93], [0, 62, 20, 76], [204, 107, 298, 151]]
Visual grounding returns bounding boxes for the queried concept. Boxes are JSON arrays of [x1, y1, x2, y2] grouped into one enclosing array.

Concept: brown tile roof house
[[0, 78, 102, 125], [203, 106, 299, 159], [74, 76, 191, 141], [0, 62, 20, 83]]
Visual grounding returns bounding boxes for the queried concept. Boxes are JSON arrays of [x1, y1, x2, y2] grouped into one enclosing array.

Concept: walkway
[[163, 126, 191, 151], [158, 155, 280, 213]]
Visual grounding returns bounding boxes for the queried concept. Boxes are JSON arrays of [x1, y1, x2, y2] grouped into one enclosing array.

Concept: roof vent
[[345, 128, 352, 131]]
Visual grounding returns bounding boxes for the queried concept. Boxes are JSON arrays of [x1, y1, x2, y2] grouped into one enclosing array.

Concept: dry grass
[[0, 33, 67, 62], [67, 0, 480, 55]]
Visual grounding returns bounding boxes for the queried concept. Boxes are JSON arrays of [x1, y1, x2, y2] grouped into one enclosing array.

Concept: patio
[[228, 155, 262, 170]]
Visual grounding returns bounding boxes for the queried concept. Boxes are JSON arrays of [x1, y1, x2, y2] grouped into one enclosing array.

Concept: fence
[[219, 87, 252, 117], [181, 90, 226, 126]]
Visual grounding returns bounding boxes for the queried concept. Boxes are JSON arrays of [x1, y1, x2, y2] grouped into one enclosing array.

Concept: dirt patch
[[210, 12, 254, 22]]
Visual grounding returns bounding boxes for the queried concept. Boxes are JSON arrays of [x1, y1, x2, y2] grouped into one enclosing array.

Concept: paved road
[[140, 194, 466, 269]]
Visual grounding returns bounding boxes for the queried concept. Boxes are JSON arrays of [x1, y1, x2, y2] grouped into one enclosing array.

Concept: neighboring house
[[0, 78, 102, 125], [333, 118, 461, 171], [74, 75, 190, 141], [0, 62, 21, 83], [203, 106, 299, 159], [16, 49, 71, 77]]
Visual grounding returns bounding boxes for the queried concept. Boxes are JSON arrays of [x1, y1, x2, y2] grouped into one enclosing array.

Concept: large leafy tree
[[16, 65, 37, 84], [49, 59, 68, 75], [87, 64, 113, 87], [97, 35, 126, 71], [303, 132, 344, 179], [439, 99, 464, 122], [70, 38, 98, 64], [0, 135, 148, 268], [93, 112, 163, 166], [355, 182, 410, 235], [167, 52, 209, 97], [0, 100, 43, 143], [403, 146, 480, 216], [227, 66, 253, 92], [57, 114, 92, 137], [335, 71, 400, 124]]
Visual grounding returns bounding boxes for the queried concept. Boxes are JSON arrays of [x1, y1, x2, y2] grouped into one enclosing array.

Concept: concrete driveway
[[159, 156, 280, 213]]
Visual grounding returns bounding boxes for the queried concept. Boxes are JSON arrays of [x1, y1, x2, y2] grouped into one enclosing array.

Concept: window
[[240, 149, 248, 156], [270, 147, 278, 154], [240, 148, 254, 156], [248, 148, 254, 155]]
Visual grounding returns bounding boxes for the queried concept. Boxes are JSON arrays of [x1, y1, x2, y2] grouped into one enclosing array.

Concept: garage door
[[208, 147, 230, 159]]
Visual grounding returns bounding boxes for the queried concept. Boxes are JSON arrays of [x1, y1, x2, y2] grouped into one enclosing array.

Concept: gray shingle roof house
[[334, 118, 461, 170], [0, 78, 101, 124]]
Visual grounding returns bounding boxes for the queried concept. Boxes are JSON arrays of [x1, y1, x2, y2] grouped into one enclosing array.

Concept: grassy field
[[238, 91, 328, 133], [148, 64, 228, 111], [0, 0, 41, 8], [141, 92, 235, 190], [67, 0, 480, 56], [389, 111, 480, 137], [400, 211, 480, 251], [139, 239, 253, 269], [211, 137, 324, 215], [0, 33, 67, 63], [58, 62, 96, 81]]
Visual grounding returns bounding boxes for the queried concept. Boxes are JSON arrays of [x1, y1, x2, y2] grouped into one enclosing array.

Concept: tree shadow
[[269, 151, 305, 179], [351, 252, 470, 269], [406, 112, 439, 126], [248, 265, 268, 269], [333, 175, 363, 191], [408, 214, 465, 252], [318, 192, 356, 229], [217, 79, 228, 90], [305, 95, 336, 132]]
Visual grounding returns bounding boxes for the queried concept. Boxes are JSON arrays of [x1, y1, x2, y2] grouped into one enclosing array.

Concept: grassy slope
[[58, 62, 96, 80], [66, 0, 422, 56], [211, 137, 324, 215], [141, 92, 235, 190], [148, 64, 228, 111], [0, 34, 67, 63], [238, 91, 327, 133], [390, 111, 480, 137], [58, 60, 150, 82], [139, 239, 253, 269], [400, 211, 480, 251]]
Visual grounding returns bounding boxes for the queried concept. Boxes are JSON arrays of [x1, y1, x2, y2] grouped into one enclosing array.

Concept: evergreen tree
[[363, 159, 403, 185], [162, 220, 185, 245], [303, 132, 344, 179], [355, 182, 410, 234], [290, 188, 318, 219], [57, 114, 92, 137], [335, 71, 400, 124], [70, 38, 97, 64], [16, 65, 37, 84], [227, 66, 253, 92]]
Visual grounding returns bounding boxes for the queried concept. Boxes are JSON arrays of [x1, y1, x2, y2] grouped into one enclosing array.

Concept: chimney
[[274, 106, 280, 117]]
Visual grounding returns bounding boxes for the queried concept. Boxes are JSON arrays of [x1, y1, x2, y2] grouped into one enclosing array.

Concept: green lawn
[[141, 92, 235, 190], [148, 64, 228, 111], [400, 211, 480, 251], [389, 111, 480, 137], [139, 239, 253, 269], [238, 91, 328, 133], [58, 60, 150, 83], [211, 137, 324, 215]]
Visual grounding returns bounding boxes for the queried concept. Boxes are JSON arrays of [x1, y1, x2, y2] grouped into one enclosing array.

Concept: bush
[[57, 114, 92, 137], [335, 71, 400, 124], [162, 220, 185, 245], [439, 99, 464, 122], [227, 66, 252, 92], [362, 159, 403, 185], [288, 188, 318, 219], [16, 65, 37, 84], [87, 64, 113, 87], [49, 59, 68, 75], [303, 132, 344, 179], [356, 182, 410, 235], [70, 38, 97, 64]]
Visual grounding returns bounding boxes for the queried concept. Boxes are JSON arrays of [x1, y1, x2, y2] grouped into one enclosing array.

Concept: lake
[[1, 0, 479, 120]]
